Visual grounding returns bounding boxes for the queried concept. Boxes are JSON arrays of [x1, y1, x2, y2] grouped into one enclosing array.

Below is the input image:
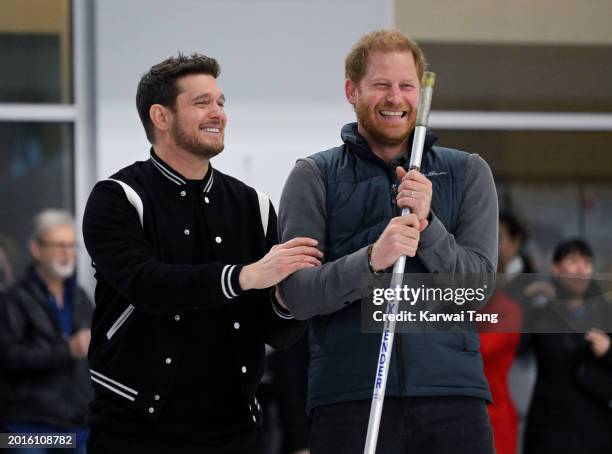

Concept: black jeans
[[87, 427, 264, 454], [309, 396, 494, 454]]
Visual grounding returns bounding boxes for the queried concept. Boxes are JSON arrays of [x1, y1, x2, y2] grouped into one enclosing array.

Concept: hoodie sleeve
[[278, 159, 370, 320]]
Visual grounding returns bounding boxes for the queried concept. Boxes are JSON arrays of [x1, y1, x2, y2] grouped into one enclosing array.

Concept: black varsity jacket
[[82, 149, 305, 438]]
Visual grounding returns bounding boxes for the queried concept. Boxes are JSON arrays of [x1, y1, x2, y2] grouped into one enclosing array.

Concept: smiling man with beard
[[278, 30, 498, 453], [82, 54, 321, 453], [0, 209, 93, 453]]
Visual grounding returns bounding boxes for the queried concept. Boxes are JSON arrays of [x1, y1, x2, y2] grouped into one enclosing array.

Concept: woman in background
[[480, 213, 533, 454]]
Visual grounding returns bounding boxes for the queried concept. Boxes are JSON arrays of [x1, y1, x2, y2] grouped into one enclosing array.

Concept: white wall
[[96, 0, 393, 205]]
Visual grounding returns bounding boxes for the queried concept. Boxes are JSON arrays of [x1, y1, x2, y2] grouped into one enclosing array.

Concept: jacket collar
[[340, 122, 438, 171], [150, 148, 187, 185], [149, 148, 214, 192]]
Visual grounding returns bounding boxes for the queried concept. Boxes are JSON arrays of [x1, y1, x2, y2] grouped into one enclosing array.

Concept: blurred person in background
[[260, 334, 310, 454], [498, 211, 539, 454], [498, 212, 535, 277], [0, 209, 93, 453], [0, 239, 13, 427], [523, 239, 612, 454], [0, 238, 15, 292], [479, 212, 532, 454], [0, 291, 6, 429]]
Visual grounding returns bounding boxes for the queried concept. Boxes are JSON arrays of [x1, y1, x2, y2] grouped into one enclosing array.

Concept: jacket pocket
[[90, 369, 139, 401], [106, 304, 135, 340]]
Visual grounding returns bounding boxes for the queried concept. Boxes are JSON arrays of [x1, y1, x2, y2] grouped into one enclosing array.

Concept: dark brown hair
[[136, 53, 221, 143]]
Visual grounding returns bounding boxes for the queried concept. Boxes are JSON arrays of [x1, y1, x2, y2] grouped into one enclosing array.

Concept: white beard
[[49, 260, 75, 280]]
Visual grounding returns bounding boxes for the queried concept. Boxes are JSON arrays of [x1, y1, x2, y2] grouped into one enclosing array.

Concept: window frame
[[0, 0, 95, 293]]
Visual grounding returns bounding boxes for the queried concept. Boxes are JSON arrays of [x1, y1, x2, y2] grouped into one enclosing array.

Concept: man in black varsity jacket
[[82, 53, 322, 454]]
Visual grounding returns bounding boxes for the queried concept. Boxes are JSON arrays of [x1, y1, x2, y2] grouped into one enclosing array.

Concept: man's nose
[[385, 86, 402, 104], [209, 103, 226, 120]]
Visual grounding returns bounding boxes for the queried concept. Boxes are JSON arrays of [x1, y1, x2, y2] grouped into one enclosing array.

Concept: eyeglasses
[[38, 241, 77, 252]]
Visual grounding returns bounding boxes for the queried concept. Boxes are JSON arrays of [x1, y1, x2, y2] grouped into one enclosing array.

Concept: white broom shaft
[[363, 72, 436, 454]]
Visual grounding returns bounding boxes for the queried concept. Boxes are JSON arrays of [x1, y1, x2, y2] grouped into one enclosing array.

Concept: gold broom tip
[[421, 71, 436, 88]]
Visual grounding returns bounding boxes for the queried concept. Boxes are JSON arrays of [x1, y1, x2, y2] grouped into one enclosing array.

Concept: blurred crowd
[[482, 212, 612, 454], [0, 208, 610, 453]]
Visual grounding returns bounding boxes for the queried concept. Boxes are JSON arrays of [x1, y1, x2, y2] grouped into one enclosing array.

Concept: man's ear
[[149, 104, 172, 133], [345, 79, 357, 106]]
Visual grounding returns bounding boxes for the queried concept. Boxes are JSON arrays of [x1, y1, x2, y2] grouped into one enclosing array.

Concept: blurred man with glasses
[[0, 209, 93, 453]]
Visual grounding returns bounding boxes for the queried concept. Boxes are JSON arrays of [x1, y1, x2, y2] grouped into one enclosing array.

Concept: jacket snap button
[[234, 322, 240, 329], [204, 196, 210, 204], [241, 366, 247, 373], [180, 190, 186, 197], [184, 229, 190, 235], [174, 315, 181, 321], [165, 357, 172, 365], [149, 407, 155, 413], [215, 236, 222, 243], [154, 394, 160, 401]]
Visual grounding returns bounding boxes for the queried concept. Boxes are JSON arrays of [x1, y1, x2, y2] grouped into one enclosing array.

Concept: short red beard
[[355, 100, 416, 147]]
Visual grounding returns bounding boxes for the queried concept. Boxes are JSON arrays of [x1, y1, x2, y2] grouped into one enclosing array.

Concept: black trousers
[[87, 427, 264, 454], [309, 396, 494, 454]]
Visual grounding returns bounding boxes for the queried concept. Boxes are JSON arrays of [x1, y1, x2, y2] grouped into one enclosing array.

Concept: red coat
[[480, 291, 522, 454]]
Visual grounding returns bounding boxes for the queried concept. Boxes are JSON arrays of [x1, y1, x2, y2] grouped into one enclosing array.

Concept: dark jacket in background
[[0, 291, 6, 427], [524, 282, 612, 454], [0, 267, 94, 428], [262, 334, 310, 453]]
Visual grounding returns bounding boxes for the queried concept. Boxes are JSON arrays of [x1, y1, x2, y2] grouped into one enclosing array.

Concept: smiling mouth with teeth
[[202, 127, 221, 133], [379, 110, 407, 118]]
